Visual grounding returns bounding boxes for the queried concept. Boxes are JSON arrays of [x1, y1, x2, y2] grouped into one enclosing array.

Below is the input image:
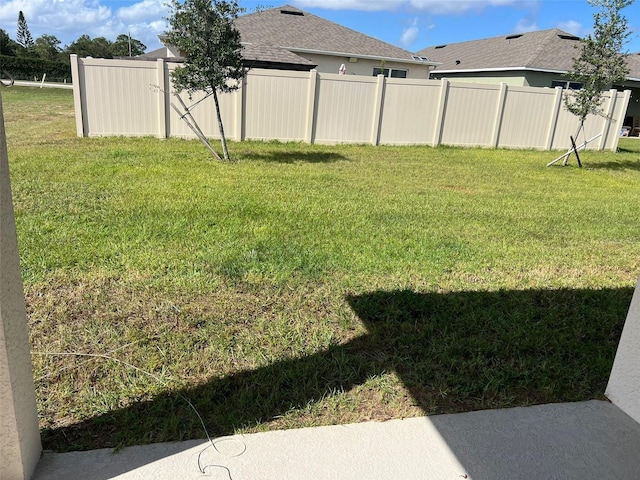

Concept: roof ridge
[[418, 28, 575, 52], [281, 6, 415, 57], [236, 4, 417, 60], [526, 28, 580, 67]]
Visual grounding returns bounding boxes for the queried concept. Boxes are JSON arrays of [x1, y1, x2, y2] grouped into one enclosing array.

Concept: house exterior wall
[[429, 71, 528, 86], [429, 70, 573, 88], [297, 52, 432, 79]]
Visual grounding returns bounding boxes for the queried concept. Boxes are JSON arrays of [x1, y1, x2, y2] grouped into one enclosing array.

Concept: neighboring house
[[417, 29, 640, 131], [156, 4, 438, 78]]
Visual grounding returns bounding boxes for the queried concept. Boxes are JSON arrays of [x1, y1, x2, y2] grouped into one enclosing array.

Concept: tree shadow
[[236, 150, 348, 164], [41, 286, 632, 454], [587, 159, 640, 171]]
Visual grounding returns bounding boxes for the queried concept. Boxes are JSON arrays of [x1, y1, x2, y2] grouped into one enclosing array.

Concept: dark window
[[373, 68, 408, 78], [551, 80, 583, 90]]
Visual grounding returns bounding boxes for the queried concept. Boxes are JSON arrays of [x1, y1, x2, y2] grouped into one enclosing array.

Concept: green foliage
[[166, 0, 246, 160], [65, 34, 114, 59], [64, 33, 147, 59], [0, 54, 71, 81], [111, 34, 147, 57], [0, 29, 18, 57], [33, 34, 62, 62], [564, 0, 633, 122], [16, 11, 34, 49]]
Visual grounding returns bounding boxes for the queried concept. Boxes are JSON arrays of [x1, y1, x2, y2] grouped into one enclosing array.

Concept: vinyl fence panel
[[77, 58, 160, 137], [314, 73, 378, 144], [71, 55, 630, 152], [243, 69, 309, 141], [440, 82, 501, 147], [378, 78, 442, 145]]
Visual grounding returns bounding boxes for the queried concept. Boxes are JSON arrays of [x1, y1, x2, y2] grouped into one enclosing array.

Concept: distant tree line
[[0, 10, 147, 82]]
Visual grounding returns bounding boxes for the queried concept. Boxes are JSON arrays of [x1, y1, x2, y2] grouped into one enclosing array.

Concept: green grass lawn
[[3, 86, 640, 452]]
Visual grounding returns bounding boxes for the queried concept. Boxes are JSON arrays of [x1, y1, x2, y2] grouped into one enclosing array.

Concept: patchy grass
[[3, 86, 640, 451]]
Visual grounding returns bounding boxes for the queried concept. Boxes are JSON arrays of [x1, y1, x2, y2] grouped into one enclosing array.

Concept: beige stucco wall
[[430, 71, 528, 86], [430, 70, 572, 88], [298, 52, 432, 79]]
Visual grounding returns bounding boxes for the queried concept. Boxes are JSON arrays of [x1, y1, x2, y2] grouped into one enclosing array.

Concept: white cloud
[[512, 17, 538, 33], [117, 0, 167, 23], [293, 0, 538, 14], [0, 0, 166, 51], [556, 20, 585, 36], [292, 0, 402, 11], [400, 17, 419, 47]]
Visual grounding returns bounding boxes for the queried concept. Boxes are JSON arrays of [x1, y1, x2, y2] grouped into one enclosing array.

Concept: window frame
[[551, 80, 583, 90], [372, 67, 408, 79]]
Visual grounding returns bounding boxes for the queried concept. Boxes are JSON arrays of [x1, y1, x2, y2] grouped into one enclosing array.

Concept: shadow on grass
[[237, 150, 348, 164], [587, 159, 640, 171], [42, 287, 631, 453]]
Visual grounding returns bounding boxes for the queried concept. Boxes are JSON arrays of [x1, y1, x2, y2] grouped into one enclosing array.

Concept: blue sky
[[1, 0, 640, 54]]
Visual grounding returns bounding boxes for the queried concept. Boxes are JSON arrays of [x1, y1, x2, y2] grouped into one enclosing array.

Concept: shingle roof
[[417, 29, 582, 73], [242, 42, 316, 66], [235, 5, 421, 63], [417, 28, 640, 79]]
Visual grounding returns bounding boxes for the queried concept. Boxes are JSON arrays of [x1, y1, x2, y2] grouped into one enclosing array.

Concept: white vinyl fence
[[71, 54, 630, 151]]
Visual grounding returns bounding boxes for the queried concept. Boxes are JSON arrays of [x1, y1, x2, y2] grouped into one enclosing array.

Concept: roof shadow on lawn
[[238, 150, 349, 164], [41, 286, 631, 458]]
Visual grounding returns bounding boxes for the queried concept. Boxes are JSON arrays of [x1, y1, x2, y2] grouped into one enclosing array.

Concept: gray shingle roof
[[417, 28, 640, 79], [417, 29, 581, 73], [242, 42, 316, 66], [235, 5, 420, 63]]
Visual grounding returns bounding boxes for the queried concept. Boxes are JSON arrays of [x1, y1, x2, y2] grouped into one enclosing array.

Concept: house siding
[[298, 52, 432, 79]]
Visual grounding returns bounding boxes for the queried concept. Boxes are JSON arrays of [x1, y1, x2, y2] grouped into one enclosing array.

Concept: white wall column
[[606, 276, 640, 424], [0, 93, 42, 479]]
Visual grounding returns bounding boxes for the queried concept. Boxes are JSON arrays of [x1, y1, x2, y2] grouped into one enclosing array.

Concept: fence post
[[371, 74, 386, 146], [545, 86, 564, 151], [234, 75, 245, 142], [305, 70, 318, 144], [157, 59, 168, 139], [597, 89, 617, 150], [491, 83, 508, 148], [0, 93, 42, 480], [70, 54, 85, 137], [609, 90, 632, 151], [433, 78, 449, 147]]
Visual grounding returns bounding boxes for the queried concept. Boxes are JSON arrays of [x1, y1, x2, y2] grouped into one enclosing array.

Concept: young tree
[[166, 0, 246, 161], [33, 34, 62, 61], [111, 34, 147, 57], [16, 11, 34, 51], [564, 0, 633, 125]]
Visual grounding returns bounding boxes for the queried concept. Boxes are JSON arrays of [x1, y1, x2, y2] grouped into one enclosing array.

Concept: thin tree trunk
[[212, 89, 230, 161]]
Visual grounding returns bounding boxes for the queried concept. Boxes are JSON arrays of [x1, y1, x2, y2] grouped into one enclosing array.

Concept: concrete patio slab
[[32, 399, 640, 480]]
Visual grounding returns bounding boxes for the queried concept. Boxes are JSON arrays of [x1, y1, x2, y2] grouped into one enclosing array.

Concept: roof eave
[[432, 66, 568, 75], [285, 46, 441, 67]]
